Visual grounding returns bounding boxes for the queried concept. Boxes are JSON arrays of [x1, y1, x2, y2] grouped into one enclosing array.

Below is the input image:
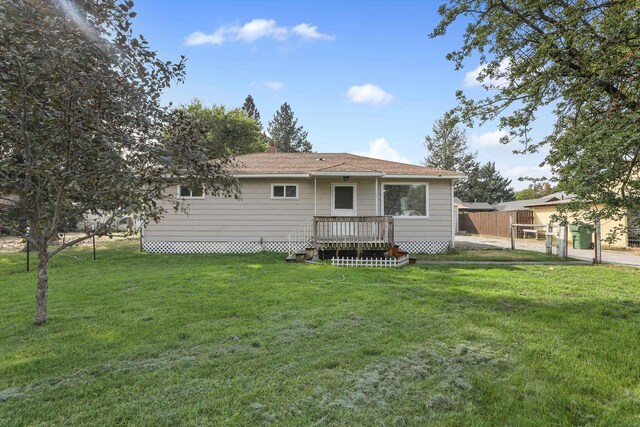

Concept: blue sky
[[134, 0, 551, 190]]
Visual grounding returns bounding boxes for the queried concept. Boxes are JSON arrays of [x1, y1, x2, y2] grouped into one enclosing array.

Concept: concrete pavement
[[455, 235, 640, 267]]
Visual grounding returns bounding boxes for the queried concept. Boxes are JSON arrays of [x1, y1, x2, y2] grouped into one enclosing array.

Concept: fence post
[[545, 224, 552, 255], [594, 218, 602, 264], [510, 216, 515, 250], [558, 225, 568, 260]]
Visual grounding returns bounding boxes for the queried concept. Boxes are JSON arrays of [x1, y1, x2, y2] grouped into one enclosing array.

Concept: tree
[[0, 0, 239, 325], [175, 100, 266, 156], [459, 162, 515, 204], [515, 182, 557, 201], [242, 95, 262, 129], [431, 0, 640, 228], [267, 103, 312, 153], [424, 115, 478, 174]]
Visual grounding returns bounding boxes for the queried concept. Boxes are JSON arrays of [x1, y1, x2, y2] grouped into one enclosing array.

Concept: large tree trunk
[[35, 250, 49, 325]]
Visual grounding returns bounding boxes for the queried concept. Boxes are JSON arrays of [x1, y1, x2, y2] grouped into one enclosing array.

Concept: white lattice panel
[[143, 241, 290, 254], [331, 255, 409, 268], [396, 241, 451, 254]]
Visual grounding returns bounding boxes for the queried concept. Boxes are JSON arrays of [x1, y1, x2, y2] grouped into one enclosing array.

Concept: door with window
[[331, 183, 357, 239], [331, 183, 357, 216]]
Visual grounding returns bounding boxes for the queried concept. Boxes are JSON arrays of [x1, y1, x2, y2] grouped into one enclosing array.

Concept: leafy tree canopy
[[267, 103, 312, 153], [173, 100, 266, 156], [515, 182, 557, 201], [0, 0, 238, 325], [432, 0, 640, 224]]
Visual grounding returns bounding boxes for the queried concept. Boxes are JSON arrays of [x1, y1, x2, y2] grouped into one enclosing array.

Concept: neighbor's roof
[[231, 152, 465, 178], [458, 201, 495, 211], [493, 192, 574, 212], [524, 198, 575, 208]]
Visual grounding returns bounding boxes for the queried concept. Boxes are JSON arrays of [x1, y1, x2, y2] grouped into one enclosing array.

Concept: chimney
[[267, 143, 277, 154]]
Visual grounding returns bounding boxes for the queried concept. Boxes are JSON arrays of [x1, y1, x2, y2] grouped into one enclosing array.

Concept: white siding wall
[[144, 177, 453, 244]]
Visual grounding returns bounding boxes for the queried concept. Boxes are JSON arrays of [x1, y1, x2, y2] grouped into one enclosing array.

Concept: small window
[[272, 184, 298, 199], [382, 183, 428, 217], [177, 185, 204, 199]]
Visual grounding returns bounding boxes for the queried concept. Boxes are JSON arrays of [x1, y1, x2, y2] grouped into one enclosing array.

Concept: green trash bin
[[569, 224, 594, 249]]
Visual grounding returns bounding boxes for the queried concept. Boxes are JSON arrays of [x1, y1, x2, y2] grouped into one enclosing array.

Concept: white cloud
[[499, 164, 552, 190], [353, 138, 411, 164], [463, 59, 510, 88], [264, 81, 284, 91], [292, 23, 335, 40], [236, 19, 287, 43], [346, 84, 394, 105], [185, 19, 334, 46], [251, 80, 284, 91], [470, 129, 508, 147], [185, 29, 226, 46]]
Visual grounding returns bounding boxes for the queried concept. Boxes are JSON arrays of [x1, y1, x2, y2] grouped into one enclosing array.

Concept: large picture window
[[382, 183, 428, 217], [177, 185, 204, 199]]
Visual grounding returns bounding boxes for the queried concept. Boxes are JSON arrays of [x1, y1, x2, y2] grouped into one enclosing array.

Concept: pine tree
[[459, 162, 515, 204], [242, 95, 262, 129], [423, 116, 478, 174], [267, 103, 312, 153]]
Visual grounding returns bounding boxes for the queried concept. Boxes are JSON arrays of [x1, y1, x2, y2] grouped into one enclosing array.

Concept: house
[[524, 198, 636, 248], [142, 152, 465, 255], [492, 192, 573, 212]]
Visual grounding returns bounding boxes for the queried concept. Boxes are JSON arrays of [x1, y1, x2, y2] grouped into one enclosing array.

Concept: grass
[[415, 248, 564, 262], [1, 241, 639, 425]]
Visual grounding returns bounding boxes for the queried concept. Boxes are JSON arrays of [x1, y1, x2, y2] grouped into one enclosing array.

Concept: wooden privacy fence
[[459, 210, 534, 238]]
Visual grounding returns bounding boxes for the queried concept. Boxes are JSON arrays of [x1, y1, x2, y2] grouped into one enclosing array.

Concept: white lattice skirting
[[331, 255, 409, 268], [395, 241, 451, 254], [142, 241, 290, 254], [142, 240, 452, 254]]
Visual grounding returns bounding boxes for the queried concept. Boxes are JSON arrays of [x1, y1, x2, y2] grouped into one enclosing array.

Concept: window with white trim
[[382, 183, 428, 217], [177, 185, 204, 199], [271, 184, 298, 199]]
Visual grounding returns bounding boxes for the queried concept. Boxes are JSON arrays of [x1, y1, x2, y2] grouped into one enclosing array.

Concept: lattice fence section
[[143, 241, 289, 254], [331, 255, 409, 268], [396, 241, 451, 254]]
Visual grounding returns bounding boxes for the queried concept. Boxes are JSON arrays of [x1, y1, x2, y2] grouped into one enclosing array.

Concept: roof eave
[[383, 174, 467, 179], [309, 171, 385, 177]]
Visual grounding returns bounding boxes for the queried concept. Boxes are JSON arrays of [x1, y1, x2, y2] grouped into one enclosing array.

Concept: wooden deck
[[313, 216, 394, 251]]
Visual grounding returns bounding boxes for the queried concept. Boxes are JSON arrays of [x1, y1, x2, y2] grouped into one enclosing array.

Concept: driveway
[[456, 235, 640, 267]]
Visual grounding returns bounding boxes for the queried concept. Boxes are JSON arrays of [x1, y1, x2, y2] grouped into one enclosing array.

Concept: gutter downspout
[[314, 177, 317, 216]]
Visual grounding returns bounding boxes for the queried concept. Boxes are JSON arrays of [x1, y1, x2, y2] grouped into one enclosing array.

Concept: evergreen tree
[[241, 95, 262, 129], [267, 103, 312, 153], [423, 116, 478, 174], [459, 162, 515, 204]]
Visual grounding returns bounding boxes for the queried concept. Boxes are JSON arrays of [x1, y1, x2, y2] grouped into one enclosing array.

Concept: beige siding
[[145, 177, 453, 243], [531, 204, 628, 248]]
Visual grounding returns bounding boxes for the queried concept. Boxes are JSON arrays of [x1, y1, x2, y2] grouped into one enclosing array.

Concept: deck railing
[[313, 216, 394, 250]]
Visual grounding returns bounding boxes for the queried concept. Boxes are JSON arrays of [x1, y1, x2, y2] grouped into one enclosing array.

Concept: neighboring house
[[142, 152, 465, 254], [455, 198, 495, 212], [524, 198, 634, 248], [492, 192, 573, 212]]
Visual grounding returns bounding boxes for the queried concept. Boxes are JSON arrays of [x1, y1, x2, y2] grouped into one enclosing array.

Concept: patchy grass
[[416, 248, 565, 262], [1, 241, 639, 425]]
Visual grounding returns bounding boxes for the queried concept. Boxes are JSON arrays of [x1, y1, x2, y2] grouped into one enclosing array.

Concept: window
[[177, 185, 204, 199], [382, 183, 428, 217], [271, 184, 298, 199]]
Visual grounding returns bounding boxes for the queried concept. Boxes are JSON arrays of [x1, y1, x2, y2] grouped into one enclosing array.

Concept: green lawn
[[1, 242, 639, 426], [416, 248, 566, 262]]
